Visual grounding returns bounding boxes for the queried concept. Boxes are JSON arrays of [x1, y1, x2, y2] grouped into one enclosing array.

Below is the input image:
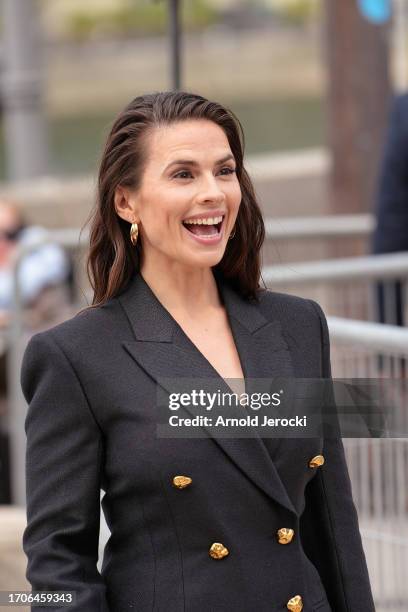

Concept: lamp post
[[168, 0, 182, 90]]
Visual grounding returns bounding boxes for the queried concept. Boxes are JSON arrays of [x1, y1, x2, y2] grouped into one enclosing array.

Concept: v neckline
[[138, 271, 248, 397], [171, 314, 247, 397]]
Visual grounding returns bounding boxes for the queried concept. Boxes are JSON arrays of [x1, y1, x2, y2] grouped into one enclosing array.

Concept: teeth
[[183, 215, 223, 225]]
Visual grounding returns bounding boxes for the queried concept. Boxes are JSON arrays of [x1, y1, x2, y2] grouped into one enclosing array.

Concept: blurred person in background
[[0, 198, 71, 330], [371, 92, 408, 329]]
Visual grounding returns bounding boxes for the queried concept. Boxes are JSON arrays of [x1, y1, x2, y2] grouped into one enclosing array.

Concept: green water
[[0, 96, 324, 179]]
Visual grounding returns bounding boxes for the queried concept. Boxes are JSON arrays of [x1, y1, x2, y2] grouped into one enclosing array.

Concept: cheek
[[229, 182, 242, 208], [141, 196, 184, 240]]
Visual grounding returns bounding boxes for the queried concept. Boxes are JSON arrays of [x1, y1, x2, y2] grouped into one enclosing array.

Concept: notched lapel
[[119, 272, 298, 515]]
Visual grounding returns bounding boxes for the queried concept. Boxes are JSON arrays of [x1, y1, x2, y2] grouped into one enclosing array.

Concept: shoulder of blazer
[[256, 290, 331, 381], [26, 296, 126, 356], [256, 288, 328, 346], [257, 286, 314, 312]]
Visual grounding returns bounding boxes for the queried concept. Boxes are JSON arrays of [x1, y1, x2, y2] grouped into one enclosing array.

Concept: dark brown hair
[[83, 90, 266, 307]]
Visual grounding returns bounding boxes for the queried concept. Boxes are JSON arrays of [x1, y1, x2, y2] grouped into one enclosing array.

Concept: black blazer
[[21, 271, 375, 612]]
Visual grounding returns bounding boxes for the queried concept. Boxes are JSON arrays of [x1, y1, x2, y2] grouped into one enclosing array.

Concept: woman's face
[[118, 119, 242, 272]]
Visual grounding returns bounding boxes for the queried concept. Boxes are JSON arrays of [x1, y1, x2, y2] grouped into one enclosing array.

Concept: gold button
[[287, 595, 303, 611], [277, 527, 295, 544], [209, 542, 229, 559], [172, 475, 192, 489], [308, 455, 325, 468]]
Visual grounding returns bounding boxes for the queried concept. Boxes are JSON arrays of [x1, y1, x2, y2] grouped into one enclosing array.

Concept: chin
[[183, 251, 225, 269]]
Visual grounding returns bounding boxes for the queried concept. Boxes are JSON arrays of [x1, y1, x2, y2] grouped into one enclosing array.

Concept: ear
[[114, 186, 139, 223]]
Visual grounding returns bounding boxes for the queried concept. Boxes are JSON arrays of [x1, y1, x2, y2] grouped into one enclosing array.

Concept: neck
[[139, 261, 223, 318]]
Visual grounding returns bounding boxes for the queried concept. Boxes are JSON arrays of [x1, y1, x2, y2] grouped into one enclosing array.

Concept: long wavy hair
[[83, 90, 266, 307]]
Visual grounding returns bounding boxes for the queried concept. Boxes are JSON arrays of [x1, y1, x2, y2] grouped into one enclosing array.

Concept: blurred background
[[0, 1, 407, 610]]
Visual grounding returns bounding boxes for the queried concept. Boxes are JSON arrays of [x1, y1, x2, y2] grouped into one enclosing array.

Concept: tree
[[324, 0, 392, 224]]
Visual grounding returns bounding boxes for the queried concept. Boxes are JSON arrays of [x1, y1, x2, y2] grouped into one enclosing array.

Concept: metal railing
[[328, 318, 408, 612], [264, 252, 408, 282], [264, 213, 374, 239], [263, 252, 408, 325]]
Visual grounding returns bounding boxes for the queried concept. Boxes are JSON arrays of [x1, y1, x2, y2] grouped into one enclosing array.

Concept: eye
[[173, 170, 193, 179], [220, 166, 236, 176], [173, 166, 236, 179]]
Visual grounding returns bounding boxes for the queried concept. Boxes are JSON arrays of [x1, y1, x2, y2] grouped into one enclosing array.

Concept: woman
[[21, 91, 375, 612]]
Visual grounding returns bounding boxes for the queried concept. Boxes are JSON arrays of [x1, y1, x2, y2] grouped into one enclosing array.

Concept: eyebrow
[[164, 153, 235, 171]]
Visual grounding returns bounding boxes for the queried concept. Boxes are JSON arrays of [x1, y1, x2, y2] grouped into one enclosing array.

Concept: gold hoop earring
[[228, 225, 236, 240], [130, 222, 139, 246]]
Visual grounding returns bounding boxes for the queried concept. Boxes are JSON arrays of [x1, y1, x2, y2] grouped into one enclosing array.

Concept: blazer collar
[[118, 269, 271, 341], [118, 270, 298, 515]]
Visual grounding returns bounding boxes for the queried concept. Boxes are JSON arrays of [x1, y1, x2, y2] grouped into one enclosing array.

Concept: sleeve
[[20, 330, 110, 611], [299, 300, 376, 612]]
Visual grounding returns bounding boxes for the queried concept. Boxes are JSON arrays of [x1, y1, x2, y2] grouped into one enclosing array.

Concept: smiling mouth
[[182, 216, 224, 237]]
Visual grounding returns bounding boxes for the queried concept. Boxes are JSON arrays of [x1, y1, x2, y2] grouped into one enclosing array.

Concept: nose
[[196, 173, 226, 204]]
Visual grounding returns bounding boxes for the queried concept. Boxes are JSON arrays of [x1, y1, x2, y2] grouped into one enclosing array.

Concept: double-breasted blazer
[[21, 270, 375, 612]]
